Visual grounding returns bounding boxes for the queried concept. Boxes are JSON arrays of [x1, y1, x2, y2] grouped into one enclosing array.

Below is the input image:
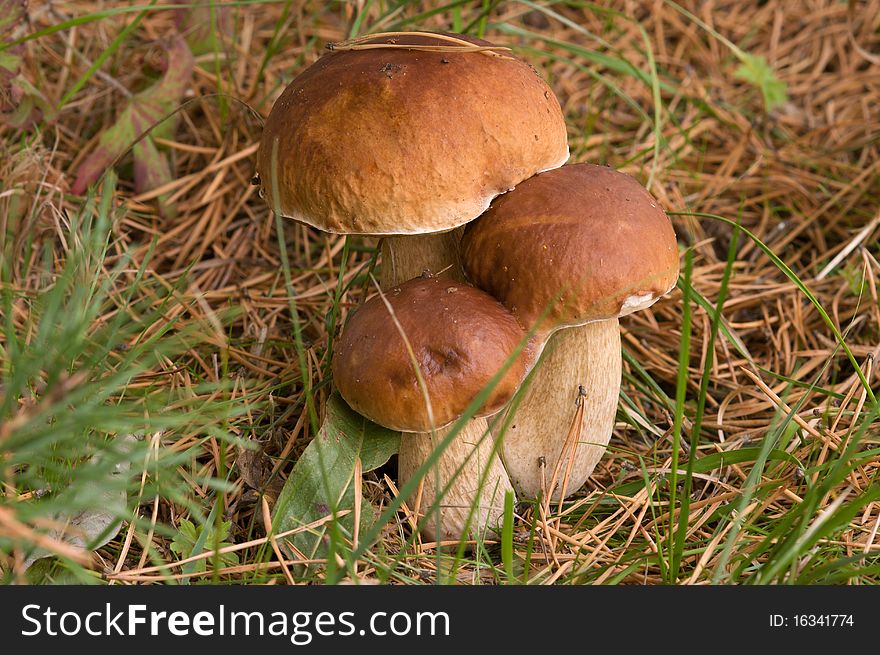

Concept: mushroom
[[460, 164, 680, 500], [332, 274, 534, 541], [255, 31, 568, 538], [254, 31, 569, 286]]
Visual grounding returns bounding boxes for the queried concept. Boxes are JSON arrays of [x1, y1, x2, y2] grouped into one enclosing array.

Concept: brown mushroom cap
[[332, 275, 534, 432], [256, 32, 568, 235], [461, 163, 679, 331]]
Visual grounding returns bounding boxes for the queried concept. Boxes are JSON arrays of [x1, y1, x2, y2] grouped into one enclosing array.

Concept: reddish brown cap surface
[[256, 32, 568, 235], [332, 275, 533, 432], [461, 164, 679, 331]]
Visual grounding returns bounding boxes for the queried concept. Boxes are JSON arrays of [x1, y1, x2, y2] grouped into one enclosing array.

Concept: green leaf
[[71, 34, 193, 217], [133, 136, 175, 217], [175, 0, 233, 56], [272, 393, 400, 567], [734, 53, 788, 112], [0, 51, 18, 73], [169, 517, 238, 574], [0, 0, 53, 127], [170, 519, 199, 551], [23, 435, 136, 569], [0, 0, 26, 35]]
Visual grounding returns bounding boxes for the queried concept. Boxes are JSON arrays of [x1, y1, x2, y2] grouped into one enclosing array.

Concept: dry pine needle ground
[[1, 0, 879, 584]]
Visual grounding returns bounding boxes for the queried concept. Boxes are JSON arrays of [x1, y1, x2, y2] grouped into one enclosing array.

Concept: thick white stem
[[496, 319, 621, 501], [378, 231, 515, 542], [397, 419, 514, 542], [378, 229, 466, 285]]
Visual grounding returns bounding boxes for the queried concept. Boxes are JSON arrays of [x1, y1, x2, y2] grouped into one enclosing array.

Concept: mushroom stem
[[496, 318, 621, 501], [379, 229, 465, 285], [397, 418, 514, 542]]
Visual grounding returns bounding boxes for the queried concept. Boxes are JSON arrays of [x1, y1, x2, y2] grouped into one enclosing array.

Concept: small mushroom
[[461, 164, 680, 500], [332, 275, 535, 541]]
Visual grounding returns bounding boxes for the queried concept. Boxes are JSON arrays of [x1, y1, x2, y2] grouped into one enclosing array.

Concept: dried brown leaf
[[71, 34, 194, 216]]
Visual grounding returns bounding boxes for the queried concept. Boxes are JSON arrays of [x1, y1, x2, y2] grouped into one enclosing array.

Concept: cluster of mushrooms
[[255, 32, 680, 543]]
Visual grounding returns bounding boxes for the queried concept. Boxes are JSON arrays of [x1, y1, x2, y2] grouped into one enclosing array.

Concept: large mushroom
[[332, 274, 534, 541], [254, 31, 569, 286], [461, 164, 680, 500], [255, 31, 569, 538]]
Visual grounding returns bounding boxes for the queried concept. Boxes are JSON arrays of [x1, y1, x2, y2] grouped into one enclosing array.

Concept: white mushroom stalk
[[501, 321, 621, 500], [379, 230, 466, 285], [396, 419, 514, 543]]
